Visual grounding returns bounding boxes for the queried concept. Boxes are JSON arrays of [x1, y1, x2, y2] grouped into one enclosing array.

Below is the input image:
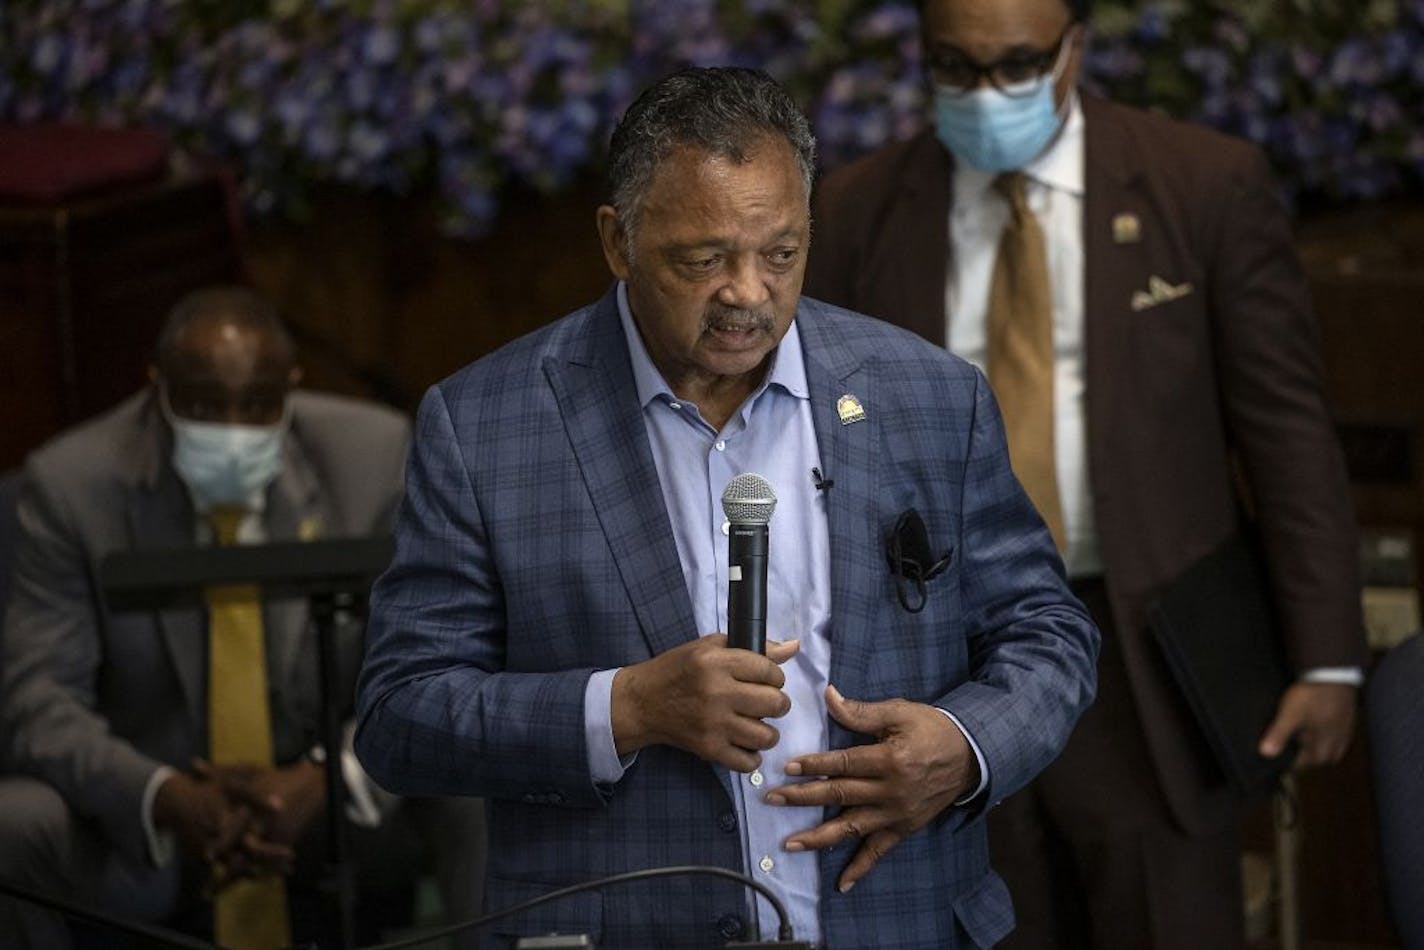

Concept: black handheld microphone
[[721, 473, 777, 654]]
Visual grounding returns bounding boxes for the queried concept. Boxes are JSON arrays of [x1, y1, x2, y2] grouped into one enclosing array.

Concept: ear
[[147, 365, 160, 387], [287, 364, 304, 388], [1058, 23, 1088, 100], [595, 205, 631, 281]]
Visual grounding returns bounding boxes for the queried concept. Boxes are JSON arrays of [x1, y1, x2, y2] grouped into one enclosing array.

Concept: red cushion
[[0, 123, 169, 203]]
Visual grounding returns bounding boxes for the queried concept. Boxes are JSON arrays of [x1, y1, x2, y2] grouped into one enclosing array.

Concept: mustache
[[702, 304, 774, 334]]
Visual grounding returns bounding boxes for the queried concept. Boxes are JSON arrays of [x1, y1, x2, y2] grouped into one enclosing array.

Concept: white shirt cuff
[[141, 765, 178, 868], [1300, 666, 1364, 687], [339, 721, 389, 829], [937, 708, 990, 804], [309, 723, 393, 829]]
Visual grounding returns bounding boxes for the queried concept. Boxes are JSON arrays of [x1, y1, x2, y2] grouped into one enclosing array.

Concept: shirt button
[[721, 520, 730, 536], [669, 401, 681, 410], [714, 439, 726, 451], [759, 855, 775, 873], [749, 769, 764, 787]]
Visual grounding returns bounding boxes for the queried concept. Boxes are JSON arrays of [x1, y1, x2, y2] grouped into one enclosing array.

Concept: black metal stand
[[101, 537, 393, 950], [312, 589, 357, 950]]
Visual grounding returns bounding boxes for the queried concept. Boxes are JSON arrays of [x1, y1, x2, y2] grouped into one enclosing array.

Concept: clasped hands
[[611, 634, 980, 893], [153, 757, 326, 892]]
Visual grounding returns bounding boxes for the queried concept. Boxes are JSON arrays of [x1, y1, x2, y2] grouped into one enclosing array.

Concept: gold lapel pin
[[837, 394, 866, 425], [298, 516, 322, 542], [1112, 213, 1141, 244]]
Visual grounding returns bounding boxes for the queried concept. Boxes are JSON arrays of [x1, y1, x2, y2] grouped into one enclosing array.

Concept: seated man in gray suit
[[0, 286, 483, 946]]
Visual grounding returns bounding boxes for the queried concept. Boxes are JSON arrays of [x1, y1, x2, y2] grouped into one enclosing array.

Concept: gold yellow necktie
[[986, 172, 1067, 552], [206, 505, 291, 949]]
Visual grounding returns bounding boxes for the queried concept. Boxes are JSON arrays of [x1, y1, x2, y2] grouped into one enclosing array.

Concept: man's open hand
[[766, 685, 978, 893]]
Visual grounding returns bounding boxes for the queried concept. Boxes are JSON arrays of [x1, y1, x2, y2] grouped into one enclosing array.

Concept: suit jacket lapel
[[889, 133, 954, 347], [262, 436, 328, 691], [796, 307, 882, 700], [544, 291, 698, 662], [1081, 96, 1146, 497], [123, 398, 207, 730]]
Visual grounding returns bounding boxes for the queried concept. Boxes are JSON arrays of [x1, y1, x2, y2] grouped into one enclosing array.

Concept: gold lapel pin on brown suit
[[1112, 212, 1141, 244]]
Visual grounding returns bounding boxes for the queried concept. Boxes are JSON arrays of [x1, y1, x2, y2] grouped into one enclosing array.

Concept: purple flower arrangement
[[2, 1, 1419, 236], [1084, 1, 1424, 205]]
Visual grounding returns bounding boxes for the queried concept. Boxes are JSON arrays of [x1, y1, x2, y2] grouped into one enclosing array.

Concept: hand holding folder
[[1147, 532, 1296, 795]]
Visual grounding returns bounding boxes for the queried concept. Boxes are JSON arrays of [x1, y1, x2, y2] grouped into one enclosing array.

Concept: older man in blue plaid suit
[[355, 67, 1098, 949]]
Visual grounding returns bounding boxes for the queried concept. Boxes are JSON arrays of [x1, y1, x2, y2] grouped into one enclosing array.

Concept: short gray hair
[[605, 67, 816, 249]]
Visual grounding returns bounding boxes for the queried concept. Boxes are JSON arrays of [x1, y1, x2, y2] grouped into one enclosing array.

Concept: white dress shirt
[[947, 95, 1100, 578]]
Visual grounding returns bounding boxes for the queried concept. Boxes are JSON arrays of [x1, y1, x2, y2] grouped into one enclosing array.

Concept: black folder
[[1147, 532, 1296, 795]]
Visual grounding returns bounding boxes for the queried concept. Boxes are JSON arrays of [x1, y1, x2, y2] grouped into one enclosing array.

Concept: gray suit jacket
[[0, 389, 409, 865], [806, 95, 1365, 833]]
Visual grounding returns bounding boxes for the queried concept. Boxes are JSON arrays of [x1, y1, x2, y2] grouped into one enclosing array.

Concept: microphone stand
[[362, 864, 814, 950], [101, 536, 394, 950], [313, 586, 357, 947]]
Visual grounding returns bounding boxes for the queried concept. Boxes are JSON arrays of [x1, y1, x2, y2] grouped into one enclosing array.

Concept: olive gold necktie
[[206, 505, 291, 949], [986, 171, 1067, 551]]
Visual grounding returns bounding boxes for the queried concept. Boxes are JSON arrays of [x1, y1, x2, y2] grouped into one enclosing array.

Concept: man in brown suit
[[805, 0, 1366, 946]]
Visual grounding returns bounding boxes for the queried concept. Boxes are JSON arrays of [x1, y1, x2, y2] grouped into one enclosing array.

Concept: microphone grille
[[721, 473, 777, 525]]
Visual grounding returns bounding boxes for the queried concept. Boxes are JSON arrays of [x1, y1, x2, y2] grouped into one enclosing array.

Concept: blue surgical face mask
[[161, 390, 288, 508], [933, 52, 1071, 172]]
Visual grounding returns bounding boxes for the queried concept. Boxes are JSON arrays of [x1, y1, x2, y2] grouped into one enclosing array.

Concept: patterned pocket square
[[1131, 275, 1194, 312]]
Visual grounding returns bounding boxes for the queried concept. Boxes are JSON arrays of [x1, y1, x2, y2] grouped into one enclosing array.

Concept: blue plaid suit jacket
[[355, 288, 1099, 949]]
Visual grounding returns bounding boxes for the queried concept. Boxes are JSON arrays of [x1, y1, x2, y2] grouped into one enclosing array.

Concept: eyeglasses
[[927, 24, 1077, 98]]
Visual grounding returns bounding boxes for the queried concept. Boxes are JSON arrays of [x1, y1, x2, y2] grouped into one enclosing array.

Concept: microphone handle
[[727, 523, 768, 654]]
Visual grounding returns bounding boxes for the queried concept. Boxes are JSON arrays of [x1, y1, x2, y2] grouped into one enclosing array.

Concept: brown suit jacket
[[805, 94, 1365, 833]]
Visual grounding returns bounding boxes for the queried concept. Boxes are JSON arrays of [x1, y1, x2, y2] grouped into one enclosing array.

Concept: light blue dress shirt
[[582, 283, 988, 942]]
